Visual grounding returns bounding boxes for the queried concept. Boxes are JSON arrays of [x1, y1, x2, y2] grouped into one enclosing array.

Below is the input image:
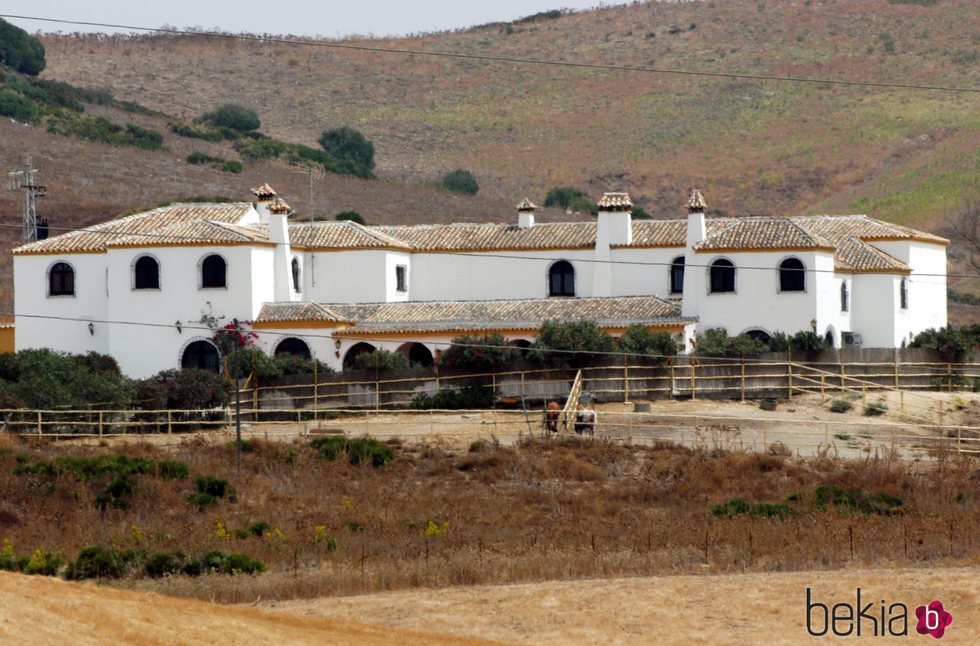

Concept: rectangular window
[[395, 265, 408, 292]]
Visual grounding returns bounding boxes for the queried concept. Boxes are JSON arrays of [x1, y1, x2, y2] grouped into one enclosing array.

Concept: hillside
[[0, 0, 977, 313]]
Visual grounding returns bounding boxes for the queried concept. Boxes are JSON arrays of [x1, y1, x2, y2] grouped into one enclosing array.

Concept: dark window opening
[[778, 257, 805, 292], [900, 278, 908, 310], [201, 254, 227, 288], [841, 282, 849, 312], [275, 337, 311, 360], [291, 258, 301, 293], [181, 340, 220, 372], [549, 260, 575, 297], [709, 259, 735, 293], [669, 256, 685, 294], [745, 329, 771, 344], [825, 330, 835, 348], [396, 265, 408, 292], [134, 256, 159, 290], [49, 262, 75, 296], [343, 342, 376, 370], [397, 342, 433, 367]]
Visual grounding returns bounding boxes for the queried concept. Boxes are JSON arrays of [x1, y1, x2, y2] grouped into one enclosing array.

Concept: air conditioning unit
[[842, 332, 862, 347]]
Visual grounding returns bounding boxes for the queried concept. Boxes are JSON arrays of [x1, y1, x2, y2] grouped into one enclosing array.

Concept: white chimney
[[596, 192, 633, 246], [593, 192, 632, 297], [686, 188, 707, 247], [516, 197, 536, 229], [252, 183, 277, 225], [267, 195, 297, 302]]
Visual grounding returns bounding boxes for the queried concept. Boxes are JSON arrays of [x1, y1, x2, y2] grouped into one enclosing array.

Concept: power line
[[3, 14, 979, 94], [4, 220, 973, 279]]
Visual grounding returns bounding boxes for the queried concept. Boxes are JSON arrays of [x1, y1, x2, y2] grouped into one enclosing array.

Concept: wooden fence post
[[668, 360, 675, 400], [740, 356, 746, 402], [787, 347, 793, 398], [36, 411, 42, 436], [938, 401, 943, 430], [893, 349, 899, 388], [690, 361, 696, 401], [623, 355, 630, 403], [167, 410, 172, 435], [98, 411, 103, 438], [946, 362, 952, 391]]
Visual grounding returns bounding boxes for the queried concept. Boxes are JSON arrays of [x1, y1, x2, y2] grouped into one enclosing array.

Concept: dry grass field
[[1, 566, 977, 644]]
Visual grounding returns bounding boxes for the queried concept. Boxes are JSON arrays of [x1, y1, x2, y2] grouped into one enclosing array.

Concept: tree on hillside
[[335, 211, 366, 225], [319, 127, 375, 176], [543, 186, 597, 215], [0, 19, 46, 75], [953, 198, 979, 272], [200, 104, 261, 132], [441, 169, 479, 195]]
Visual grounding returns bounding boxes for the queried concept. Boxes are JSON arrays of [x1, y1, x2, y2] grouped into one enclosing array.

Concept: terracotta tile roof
[[13, 203, 254, 254], [287, 222, 412, 250], [324, 296, 691, 334], [687, 188, 707, 211], [252, 183, 277, 199], [624, 220, 688, 247], [597, 192, 632, 210], [105, 220, 266, 247], [516, 198, 537, 211], [268, 197, 292, 214], [694, 217, 837, 251], [793, 215, 948, 245], [373, 222, 598, 251], [255, 302, 349, 324]]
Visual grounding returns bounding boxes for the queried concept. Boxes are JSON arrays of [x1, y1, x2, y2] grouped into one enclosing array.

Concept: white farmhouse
[[11, 185, 947, 378]]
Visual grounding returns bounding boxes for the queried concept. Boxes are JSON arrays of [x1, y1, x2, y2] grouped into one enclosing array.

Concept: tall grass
[[0, 434, 975, 603]]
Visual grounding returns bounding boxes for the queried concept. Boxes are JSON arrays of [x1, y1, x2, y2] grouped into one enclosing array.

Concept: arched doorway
[[396, 342, 434, 367], [181, 340, 220, 372], [343, 342, 376, 369], [509, 339, 532, 358], [743, 329, 772, 345], [275, 337, 311, 360]]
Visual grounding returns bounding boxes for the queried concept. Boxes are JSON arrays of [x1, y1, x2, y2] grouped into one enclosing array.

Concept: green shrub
[[0, 18, 46, 75], [157, 460, 189, 480], [0, 89, 41, 121], [864, 400, 888, 416], [335, 211, 365, 224], [814, 485, 903, 515], [694, 328, 767, 357], [201, 103, 260, 131], [318, 127, 375, 176], [311, 436, 394, 467], [710, 498, 792, 518], [618, 325, 678, 361], [789, 331, 828, 353], [528, 320, 616, 368], [183, 550, 265, 575], [441, 169, 479, 195], [221, 160, 243, 173], [186, 491, 219, 509], [0, 349, 133, 410], [95, 476, 134, 510], [135, 368, 232, 412], [352, 349, 412, 370], [67, 546, 140, 580], [22, 548, 63, 576], [543, 186, 587, 209], [411, 384, 494, 410], [829, 398, 853, 413], [170, 121, 226, 141], [911, 325, 975, 361], [194, 475, 233, 498], [233, 136, 287, 161], [439, 333, 519, 371], [144, 551, 186, 577]]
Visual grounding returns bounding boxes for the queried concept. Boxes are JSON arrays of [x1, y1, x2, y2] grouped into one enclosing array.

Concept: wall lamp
[[810, 319, 817, 332], [334, 339, 342, 350], [175, 320, 183, 334], [87, 322, 94, 336]]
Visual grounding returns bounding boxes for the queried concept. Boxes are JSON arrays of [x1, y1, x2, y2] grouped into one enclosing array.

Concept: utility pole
[[8, 156, 46, 243], [289, 161, 324, 218]]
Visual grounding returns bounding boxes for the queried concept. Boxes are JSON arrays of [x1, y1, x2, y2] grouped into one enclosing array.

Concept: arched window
[[900, 278, 908, 310], [201, 254, 227, 289], [48, 262, 75, 296], [343, 342, 377, 370], [274, 337, 311, 360], [291, 257, 301, 293], [133, 255, 160, 290], [825, 330, 835, 348], [548, 260, 575, 297], [709, 258, 735, 293], [778, 257, 805, 292], [744, 329, 771, 344], [181, 340, 220, 372], [669, 256, 685, 294], [840, 282, 849, 312]]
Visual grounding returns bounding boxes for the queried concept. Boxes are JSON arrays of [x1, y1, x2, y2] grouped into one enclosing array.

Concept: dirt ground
[[2, 567, 977, 644], [82, 391, 980, 459]]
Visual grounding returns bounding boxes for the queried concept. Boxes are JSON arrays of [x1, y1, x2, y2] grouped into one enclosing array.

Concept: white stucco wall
[[304, 250, 392, 303], [14, 253, 109, 355], [103, 245, 264, 378], [689, 249, 833, 339], [409, 249, 596, 301], [609, 247, 684, 298]]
